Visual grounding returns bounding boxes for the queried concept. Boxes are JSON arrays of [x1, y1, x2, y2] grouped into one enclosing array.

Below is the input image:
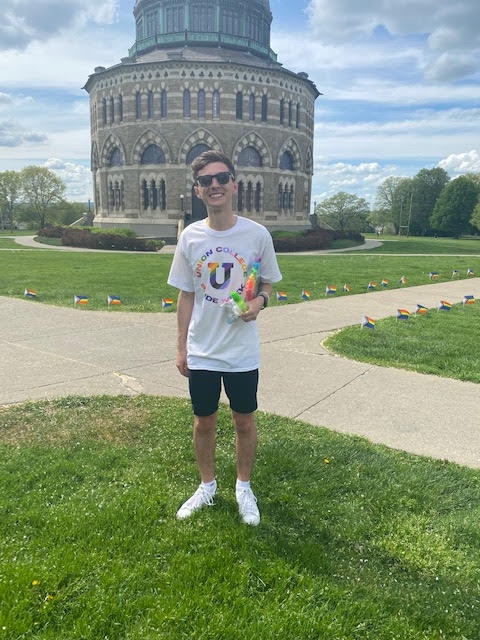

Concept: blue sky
[[1, 0, 479, 206]]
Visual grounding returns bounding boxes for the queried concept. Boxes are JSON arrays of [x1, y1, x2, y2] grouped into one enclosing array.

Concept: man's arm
[[176, 289, 194, 377]]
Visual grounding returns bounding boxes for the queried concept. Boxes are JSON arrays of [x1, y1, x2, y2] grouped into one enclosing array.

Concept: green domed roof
[[130, 0, 275, 61]]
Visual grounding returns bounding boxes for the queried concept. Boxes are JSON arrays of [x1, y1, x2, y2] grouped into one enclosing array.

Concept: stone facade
[[83, 0, 319, 237]]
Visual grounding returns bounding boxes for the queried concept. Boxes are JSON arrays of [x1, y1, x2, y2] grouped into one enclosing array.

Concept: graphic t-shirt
[[167, 216, 282, 371]]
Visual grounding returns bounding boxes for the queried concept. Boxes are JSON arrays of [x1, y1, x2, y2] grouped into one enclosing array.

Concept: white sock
[[236, 479, 251, 494], [201, 479, 217, 495]]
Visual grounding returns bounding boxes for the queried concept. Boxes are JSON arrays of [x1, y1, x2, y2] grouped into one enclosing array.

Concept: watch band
[[257, 291, 269, 309]]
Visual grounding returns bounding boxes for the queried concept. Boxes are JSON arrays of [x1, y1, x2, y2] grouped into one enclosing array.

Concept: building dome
[[84, 1, 319, 237], [130, 0, 275, 61]]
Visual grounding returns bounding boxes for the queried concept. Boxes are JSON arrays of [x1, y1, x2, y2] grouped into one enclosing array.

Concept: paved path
[[2, 271, 479, 468]]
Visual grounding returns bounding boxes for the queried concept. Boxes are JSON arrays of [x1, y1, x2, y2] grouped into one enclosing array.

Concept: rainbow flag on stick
[[429, 272, 439, 280], [396, 308, 410, 321], [107, 295, 122, 306], [74, 295, 89, 305], [381, 279, 389, 287], [399, 276, 407, 285], [301, 289, 311, 301], [438, 300, 452, 311], [343, 283, 351, 293], [361, 316, 376, 330], [325, 285, 336, 295], [463, 295, 475, 306], [367, 282, 377, 290], [415, 304, 428, 315], [162, 297, 174, 309], [276, 291, 288, 302], [24, 288, 38, 299]]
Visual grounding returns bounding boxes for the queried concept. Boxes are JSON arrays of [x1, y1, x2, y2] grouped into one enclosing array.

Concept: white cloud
[[438, 151, 480, 176], [304, 0, 480, 82], [44, 158, 92, 201], [0, 0, 119, 51]]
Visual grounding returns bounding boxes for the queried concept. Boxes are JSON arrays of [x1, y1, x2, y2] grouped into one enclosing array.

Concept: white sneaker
[[176, 485, 215, 520], [237, 488, 260, 526]]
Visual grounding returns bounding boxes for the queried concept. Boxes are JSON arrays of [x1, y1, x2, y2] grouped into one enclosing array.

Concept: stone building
[[83, 0, 320, 237]]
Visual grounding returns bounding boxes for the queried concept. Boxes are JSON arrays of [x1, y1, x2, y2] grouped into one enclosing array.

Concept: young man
[[168, 150, 282, 525]]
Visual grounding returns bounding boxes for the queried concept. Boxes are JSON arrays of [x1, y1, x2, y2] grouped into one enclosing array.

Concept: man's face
[[194, 162, 238, 210]]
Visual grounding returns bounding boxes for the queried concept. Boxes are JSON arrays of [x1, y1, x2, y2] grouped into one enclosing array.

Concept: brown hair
[[191, 150, 236, 180]]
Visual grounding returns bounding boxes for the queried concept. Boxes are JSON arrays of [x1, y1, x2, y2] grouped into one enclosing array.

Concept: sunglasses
[[195, 171, 234, 187]]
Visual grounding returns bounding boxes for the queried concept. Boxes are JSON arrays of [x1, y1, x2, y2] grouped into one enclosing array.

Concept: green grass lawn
[[2, 395, 480, 640], [325, 302, 480, 383], [1, 238, 479, 311]]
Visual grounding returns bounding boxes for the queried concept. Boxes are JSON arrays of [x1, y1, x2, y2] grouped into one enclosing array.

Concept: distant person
[[168, 150, 282, 526]]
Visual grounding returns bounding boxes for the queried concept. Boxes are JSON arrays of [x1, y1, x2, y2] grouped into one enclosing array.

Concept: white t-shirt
[[168, 216, 282, 372]]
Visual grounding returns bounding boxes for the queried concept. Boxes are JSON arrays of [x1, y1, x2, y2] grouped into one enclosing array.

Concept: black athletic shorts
[[188, 369, 259, 417]]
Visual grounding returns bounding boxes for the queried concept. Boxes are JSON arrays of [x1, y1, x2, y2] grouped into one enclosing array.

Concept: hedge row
[[272, 229, 364, 252], [38, 226, 157, 252]]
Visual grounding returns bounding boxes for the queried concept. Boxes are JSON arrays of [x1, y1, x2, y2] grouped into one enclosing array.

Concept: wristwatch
[[257, 291, 269, 309]]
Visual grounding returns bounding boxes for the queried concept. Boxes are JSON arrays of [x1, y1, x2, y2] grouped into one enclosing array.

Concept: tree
[[431, 176, 479, 237], [316, 192, 370, 232], [374, 176, 405, 232], [409, 168, 450, 236], [0, 170, 22, 229], [20, 166, 66, 228]]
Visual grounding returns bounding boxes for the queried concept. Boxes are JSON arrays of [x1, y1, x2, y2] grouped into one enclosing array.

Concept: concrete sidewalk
[[1, 276, 479, 468]]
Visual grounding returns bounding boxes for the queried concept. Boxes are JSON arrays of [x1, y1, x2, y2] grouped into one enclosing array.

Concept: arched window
[[288, 101, 293, 127], [183, 89, 191, 117], [279, 98, 285, 125], [136, 92, 142, 119], [186, 143, 211, 165], [147, 91, 154, 118], [102, 98, 107, 125], [237, 181, 244, 212], [160, 90, 167, 118], [118, 95, 123, 122], [236, 92, 243, 120], [212, 90, 220, 118], [249, 93, 255, 121], [141, 144, 165, 164], [110, 97, 115, 123], [279, 150, 294, 171], [296, 103, 300, 128], [261, 95, 268, 122], [255, 182, 262, 211], [238, 146, 262, 167], [197, 89, 206, 118], [109, 148, 123, 167]]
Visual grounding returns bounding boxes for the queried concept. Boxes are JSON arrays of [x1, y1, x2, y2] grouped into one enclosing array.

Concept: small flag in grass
[[325, 285, 336, 295], [415, 304, 428, 315], [367, 281, 377, 290], [301, 289, 311, 301], [343, 283, 351, 293], [429, 272, 439, 280], [463, 295, 475, 306], [24, 288, 38, 299], [400, 275, 407, 285], [396, 308, 410, 321], [438, 300, 452, 311], [162, 297, 174, 309], [276, 291, 288, 302], [361, 315, 376, 329], [74, 295, 89, 305], [107, 295, 122, 306], [467, 268, 475, 276], [381, 279, 389, 287], [452, 269, 459, 278]]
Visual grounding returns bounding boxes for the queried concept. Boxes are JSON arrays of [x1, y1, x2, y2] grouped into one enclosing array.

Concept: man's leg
[[193, 412, 217, 483], [232, 410, 257, 482]]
